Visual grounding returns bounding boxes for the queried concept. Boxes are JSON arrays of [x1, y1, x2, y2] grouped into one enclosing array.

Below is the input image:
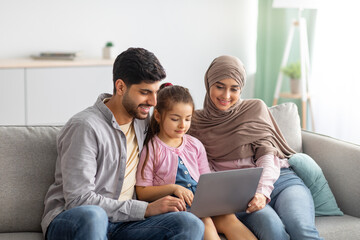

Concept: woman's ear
[[154, 109, 161, 123], [115, 79, 127, 95]]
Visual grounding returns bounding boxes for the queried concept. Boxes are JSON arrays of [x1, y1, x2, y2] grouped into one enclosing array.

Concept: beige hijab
[[189, 55, 295, 162]]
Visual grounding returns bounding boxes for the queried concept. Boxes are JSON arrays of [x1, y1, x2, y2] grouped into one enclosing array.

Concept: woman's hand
[[246, 193, 267, 213], [173, 185, 194, 206]]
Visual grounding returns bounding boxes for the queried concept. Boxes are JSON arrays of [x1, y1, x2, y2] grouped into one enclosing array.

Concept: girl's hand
[[173, 185, 194, 206], [246, 193, 267, 213]]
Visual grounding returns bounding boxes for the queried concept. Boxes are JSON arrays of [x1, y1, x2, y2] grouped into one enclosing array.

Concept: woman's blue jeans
[[46, 205, 204, 240], [236, 168, 323, 240]]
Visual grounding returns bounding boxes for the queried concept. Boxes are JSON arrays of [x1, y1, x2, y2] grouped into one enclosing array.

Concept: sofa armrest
[[301, 130, 360, 218]]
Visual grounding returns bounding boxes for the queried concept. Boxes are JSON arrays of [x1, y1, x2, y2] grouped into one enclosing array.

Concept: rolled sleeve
[[129, 200, 148, 220]]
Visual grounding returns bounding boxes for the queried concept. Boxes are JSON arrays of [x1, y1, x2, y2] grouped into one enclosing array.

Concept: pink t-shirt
[[209, 155, 290, 201], [136, 134, 211, 186]]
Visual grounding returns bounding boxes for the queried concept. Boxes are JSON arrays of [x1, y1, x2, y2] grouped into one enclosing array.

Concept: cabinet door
[[26, 66, 112, 125], [0, 69, 26, 125]]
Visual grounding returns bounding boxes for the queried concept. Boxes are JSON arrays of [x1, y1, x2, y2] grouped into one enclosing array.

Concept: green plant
[[281, 61, 301, 79], [105, 41, 114, 47]]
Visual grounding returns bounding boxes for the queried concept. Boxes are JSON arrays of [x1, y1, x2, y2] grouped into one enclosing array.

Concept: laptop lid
[[190, 167, 263, 218]]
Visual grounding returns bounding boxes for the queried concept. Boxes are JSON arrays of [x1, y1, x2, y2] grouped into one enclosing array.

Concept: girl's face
[[155, 102, 193, 144], [209, 78, 241, 111]]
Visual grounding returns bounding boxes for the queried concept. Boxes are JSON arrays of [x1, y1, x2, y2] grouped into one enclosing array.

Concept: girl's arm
[[195, 137, 211, 174], [136, 184, 177, 202], [136, 184, 194, 206]]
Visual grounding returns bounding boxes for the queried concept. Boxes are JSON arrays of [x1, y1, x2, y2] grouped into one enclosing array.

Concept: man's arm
[[144, 195, 187, 216], [59, 121, 147, 222]]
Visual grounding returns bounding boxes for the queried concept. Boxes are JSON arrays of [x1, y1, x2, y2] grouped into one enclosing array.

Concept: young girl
[[135, 83, 257, 240]]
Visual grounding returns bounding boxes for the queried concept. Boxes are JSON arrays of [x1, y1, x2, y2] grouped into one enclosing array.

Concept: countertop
[[0, 58, 113, 69]]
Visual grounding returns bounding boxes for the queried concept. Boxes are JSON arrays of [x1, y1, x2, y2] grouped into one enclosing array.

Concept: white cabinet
[[0, 59, 113, 125], [26, 66, 112, 125], [0, 69, 26, 125]]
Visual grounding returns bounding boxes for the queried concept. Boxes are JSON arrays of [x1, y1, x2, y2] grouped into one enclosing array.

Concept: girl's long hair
[[141, 84, 195, 179]]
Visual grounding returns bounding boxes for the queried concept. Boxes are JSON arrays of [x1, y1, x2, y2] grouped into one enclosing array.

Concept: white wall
[[0, 0, 258, 108], [311, 1, 360, 145]]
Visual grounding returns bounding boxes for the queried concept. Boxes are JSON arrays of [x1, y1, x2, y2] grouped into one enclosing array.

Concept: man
[[41, 47, 204, 240]]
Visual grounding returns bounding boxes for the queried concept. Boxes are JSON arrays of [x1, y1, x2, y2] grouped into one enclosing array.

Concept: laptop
[[189, 167, 263, 218]]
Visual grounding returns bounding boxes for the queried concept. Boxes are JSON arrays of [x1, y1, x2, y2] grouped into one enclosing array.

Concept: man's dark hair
[[112, 47, 166, 94]]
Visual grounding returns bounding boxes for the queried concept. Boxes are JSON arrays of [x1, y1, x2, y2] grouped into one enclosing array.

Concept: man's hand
[[144, 195, 186, 217], [246, 193, 267, 213], [173, 185, 194, 206]]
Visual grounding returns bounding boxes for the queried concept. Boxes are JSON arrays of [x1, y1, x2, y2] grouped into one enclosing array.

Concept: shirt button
[[187, 183, 192, 187], [180, 160, 184, 165], [184, 171, 188, 175]]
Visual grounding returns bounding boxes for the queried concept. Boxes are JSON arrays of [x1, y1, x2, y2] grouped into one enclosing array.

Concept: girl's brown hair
[[141, 83, 195, 179]]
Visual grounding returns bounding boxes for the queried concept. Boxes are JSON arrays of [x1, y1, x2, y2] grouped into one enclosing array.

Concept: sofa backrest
[[269, 102, 302, 153], [0, 126, 62, 233]]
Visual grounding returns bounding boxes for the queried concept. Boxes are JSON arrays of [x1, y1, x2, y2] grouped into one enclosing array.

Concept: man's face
[[122, 81, 161, 119]]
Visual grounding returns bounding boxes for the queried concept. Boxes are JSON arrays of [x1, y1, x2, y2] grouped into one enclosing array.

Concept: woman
[[189, 55, 322, 240]]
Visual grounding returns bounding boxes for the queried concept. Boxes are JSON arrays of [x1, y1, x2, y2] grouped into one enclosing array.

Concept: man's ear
[[154, 109, 161, 123], [115, 79, 127, 95]]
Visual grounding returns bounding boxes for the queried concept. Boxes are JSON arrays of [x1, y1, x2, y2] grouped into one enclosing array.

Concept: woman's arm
[[255, 154, 281, 200], [246, 154, 281, 213]]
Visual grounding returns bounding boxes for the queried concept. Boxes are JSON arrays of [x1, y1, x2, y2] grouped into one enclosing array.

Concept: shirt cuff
[[129, 200, 148, 220], [256, 186, 272, 203]]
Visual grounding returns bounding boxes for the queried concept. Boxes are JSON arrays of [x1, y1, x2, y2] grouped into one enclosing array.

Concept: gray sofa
[[1, 102, 359, 240]]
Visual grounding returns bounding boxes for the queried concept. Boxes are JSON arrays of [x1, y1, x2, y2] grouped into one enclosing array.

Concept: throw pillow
[[269, 102, 302, 153], [288, 153, 343, 216]]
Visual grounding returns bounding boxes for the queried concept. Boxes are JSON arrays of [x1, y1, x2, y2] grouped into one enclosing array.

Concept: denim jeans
[[46, 205, 204, 240], [236, 168, 323, 240]]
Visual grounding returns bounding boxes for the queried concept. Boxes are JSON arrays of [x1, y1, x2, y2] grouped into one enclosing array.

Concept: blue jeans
[[46, 205, 204, 240], [236, 168, 323, 240]]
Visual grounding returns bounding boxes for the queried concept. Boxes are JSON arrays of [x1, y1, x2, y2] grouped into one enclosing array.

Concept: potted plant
[[281, 61, 301, 94], [103, 41, 114, 59]]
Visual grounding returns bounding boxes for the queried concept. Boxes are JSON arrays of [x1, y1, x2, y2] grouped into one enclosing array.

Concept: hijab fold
[[189, 55, 295, 162]]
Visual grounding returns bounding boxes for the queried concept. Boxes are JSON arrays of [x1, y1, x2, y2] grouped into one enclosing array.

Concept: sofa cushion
[[289, 153, 343, 216], [315, 215, 360, 240], [269, 102, 302, 153], [0, 126, 62, 233], [0, 232, 43, 240]]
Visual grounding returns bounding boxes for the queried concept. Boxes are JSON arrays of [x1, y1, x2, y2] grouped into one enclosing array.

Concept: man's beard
[[122, 91, 150, 120]]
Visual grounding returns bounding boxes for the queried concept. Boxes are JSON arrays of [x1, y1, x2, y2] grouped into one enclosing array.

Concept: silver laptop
[[190, 167, 263, 218]]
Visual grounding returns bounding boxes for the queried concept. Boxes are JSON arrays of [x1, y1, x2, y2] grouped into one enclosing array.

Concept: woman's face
[[209, 78, 241, 111]]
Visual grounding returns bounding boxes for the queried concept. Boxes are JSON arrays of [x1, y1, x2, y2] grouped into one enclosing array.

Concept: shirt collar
[[154, 135, 187, 155]]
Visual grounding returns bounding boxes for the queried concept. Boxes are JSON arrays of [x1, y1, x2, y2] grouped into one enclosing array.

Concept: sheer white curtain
[[311, 1, 360, 145]]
